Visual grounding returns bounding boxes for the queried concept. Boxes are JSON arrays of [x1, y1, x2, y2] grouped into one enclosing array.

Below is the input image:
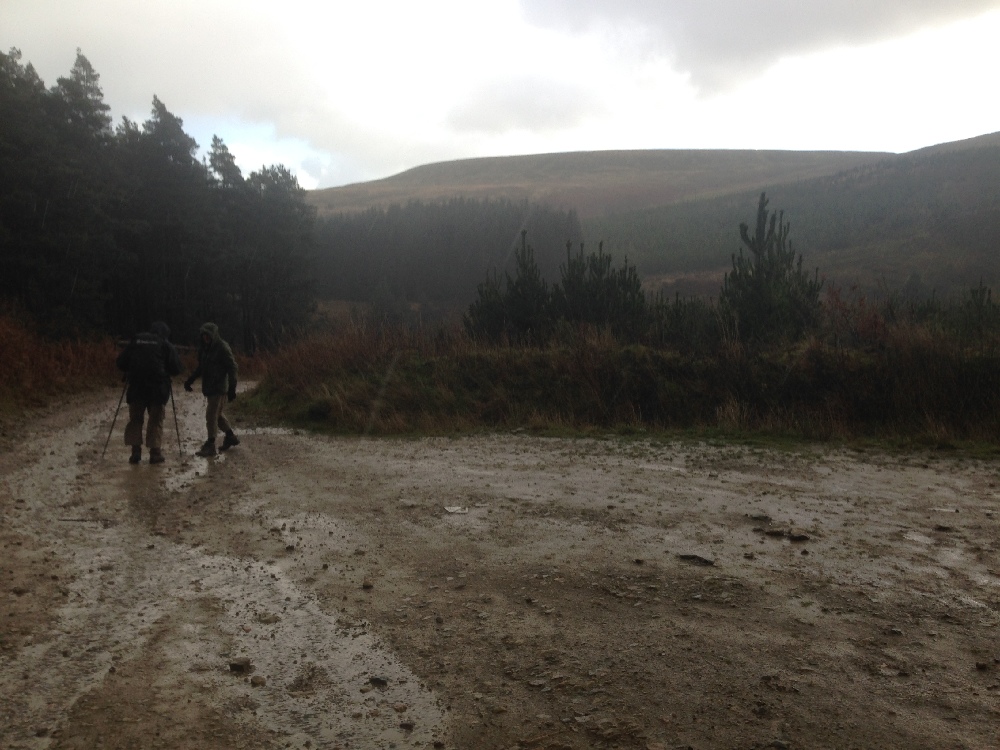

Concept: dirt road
[[2, 389, 1000, 749]]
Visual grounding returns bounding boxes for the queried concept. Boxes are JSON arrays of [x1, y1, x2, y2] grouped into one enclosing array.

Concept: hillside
[[307, 149, 889, 219], [908, 130, 1000, 156], [592, 140, 1000, 296], [306, 133, 1000, 298]]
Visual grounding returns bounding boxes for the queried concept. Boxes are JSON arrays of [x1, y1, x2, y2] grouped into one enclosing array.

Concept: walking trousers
[[205, 394, 233, 442], [124, 401, 165, 449]]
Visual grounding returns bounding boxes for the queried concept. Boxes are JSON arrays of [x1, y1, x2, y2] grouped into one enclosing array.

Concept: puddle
[[240, 426, 296, 436]]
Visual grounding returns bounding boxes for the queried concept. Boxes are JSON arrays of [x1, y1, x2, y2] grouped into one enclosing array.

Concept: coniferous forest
[[0, 48, 315, 351], [313, 199, 582, 310]]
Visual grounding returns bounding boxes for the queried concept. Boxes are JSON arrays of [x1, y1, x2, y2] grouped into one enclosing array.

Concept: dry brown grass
[[0, 315, 119, 411], [243, 312, 1000, 444]]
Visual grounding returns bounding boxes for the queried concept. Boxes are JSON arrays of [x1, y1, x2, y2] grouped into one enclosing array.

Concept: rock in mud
[[250, 675, 267, 687], [369, 675, 389, 688], [229, 657, 253, 674], [677, 554, 714, 566]]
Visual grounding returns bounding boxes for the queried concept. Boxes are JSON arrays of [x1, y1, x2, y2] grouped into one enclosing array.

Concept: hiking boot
[[195, 440, 218, 457], [220, 431, 241, 452], [129, 446, 142, 464], [149, 448, 165, 465]]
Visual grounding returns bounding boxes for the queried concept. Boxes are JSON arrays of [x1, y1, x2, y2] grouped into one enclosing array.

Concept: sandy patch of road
[[2, 389, 1000, 749]]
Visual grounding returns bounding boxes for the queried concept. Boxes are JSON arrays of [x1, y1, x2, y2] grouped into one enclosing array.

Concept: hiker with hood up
[[116, 321, 183, 464], [184, 322, 240, 457]]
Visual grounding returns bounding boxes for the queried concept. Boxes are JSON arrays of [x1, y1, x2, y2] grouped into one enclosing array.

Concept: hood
[[150, 321, 170, 340], [199, 322, 220, 343]]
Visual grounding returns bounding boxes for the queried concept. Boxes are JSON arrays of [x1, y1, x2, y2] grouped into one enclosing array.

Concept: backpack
[[127, 332, 168, 384]]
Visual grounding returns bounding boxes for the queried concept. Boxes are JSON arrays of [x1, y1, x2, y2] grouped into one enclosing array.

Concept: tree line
[[466, 193, 823, 350], [0, 48, 315, 351]]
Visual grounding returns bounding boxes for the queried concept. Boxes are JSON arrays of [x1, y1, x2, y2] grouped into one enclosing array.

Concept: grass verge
[[238, 323, 1000, 449]]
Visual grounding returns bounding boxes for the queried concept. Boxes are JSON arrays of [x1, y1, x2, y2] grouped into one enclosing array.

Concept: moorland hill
[[307, 133, 1000, 297], [307, 148, 890, 219]]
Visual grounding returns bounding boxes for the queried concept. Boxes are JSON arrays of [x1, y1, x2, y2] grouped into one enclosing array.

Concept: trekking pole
[[169, 382, 183, 458], [101, 378, 128, 460]]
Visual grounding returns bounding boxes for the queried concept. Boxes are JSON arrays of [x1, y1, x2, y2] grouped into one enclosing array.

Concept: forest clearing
[[2, 389, 999, 750]]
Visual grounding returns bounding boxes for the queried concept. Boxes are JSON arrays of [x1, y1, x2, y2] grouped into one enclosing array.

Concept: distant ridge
[[308, 148, 892, 218], [909, 131, 1000, 156]]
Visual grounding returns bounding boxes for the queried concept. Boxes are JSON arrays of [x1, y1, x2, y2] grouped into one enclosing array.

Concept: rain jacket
[[187, 322, 238, 397], [116, 321, 183, 405]]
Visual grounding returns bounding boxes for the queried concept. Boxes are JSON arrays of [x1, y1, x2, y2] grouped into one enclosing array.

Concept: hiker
[[183, 322, 240, 457], [115, 321, 183, 464]]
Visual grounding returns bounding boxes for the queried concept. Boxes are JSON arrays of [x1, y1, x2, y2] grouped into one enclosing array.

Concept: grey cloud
[[448, 77, 606, 135], [520, 0, 1000, 91], [3, 1, 317, 126]]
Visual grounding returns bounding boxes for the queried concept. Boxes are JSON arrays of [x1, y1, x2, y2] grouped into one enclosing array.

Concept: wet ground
[[2, 389, 1000, 749]]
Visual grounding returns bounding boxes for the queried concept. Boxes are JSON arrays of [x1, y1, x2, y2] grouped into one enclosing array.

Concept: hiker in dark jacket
[[115, 321, 182, 464], [184, 322, 240, 457]]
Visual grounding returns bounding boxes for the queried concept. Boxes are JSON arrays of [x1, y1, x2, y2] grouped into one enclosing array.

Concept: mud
[[2, 389, 1000, 749]]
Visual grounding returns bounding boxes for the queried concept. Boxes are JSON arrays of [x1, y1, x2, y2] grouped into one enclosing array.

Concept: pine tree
[[551, 241, 648, 339], [720, 193, 822, 344], [464, 230, 550, 342]]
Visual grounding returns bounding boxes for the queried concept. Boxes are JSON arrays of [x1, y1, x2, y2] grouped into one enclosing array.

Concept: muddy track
[[2, 389, 1000, 749]]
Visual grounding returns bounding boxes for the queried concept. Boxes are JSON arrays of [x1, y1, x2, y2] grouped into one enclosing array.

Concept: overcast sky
[[3, 0, 998, 189]]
